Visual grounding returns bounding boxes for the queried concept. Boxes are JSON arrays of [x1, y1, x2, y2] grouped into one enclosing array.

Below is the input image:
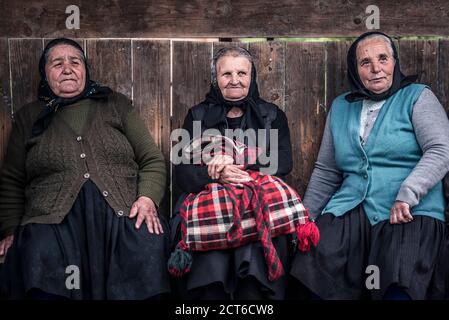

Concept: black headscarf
[[345, 31, 418, 102], [200, 50, 268, 131], [32, 38, 112, 137]]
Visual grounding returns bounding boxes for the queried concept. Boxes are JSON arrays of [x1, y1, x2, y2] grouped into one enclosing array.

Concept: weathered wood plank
[[2, 0, 449, 38], [285, 42, 326, 198], [172, 41, 212, 131], [0, 39, 12, 169], [249, 41, 285, 109], [133, 40, 171, 160], [398, 39, 439, 97], [171, 41, 212, 210], [86, 39, 132, 99], [325, 41, 352, 108], [133, 40, 171, 216], [439, 40, 449, 114], [9, 39, 43, 112]]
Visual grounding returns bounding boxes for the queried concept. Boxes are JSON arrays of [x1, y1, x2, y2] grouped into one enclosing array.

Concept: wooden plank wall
[[2, 0, 449, 38], [0, 38, 448, 215]]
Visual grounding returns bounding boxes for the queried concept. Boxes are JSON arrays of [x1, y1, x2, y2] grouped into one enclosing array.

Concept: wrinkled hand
[[129, 196, 164, 234], [207, 155, 234, 179], [390, 201, 413, 224], [219, 164, 253, 184], [0, 235, 14, 256]]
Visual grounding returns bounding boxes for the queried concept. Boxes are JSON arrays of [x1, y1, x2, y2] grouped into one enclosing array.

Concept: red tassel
[[295, 221, 320, 252]]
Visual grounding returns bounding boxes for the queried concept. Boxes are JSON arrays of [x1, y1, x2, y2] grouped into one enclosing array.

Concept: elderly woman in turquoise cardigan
[[290, 31, 449, 300]]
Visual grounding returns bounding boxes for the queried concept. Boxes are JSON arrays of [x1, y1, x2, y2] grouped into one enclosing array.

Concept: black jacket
[[175, 104, 293, 193]]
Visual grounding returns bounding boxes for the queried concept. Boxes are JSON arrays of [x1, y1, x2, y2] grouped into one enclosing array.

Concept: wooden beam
[[2, 0, 449, 38]]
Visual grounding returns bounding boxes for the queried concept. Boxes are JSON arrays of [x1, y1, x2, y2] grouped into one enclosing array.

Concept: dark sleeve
[[175, 110, 218, 193], [0, 119, 27, 239], [246, 108, 293, 178]]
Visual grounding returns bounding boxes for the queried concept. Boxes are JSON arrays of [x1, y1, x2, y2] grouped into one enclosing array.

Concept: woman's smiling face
[[356, 38, 395, 94], [216, 55, 252, 101]]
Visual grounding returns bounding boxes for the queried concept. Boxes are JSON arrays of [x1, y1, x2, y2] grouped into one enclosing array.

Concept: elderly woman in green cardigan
[[0, 38, 170, 299], [290, 32, 449, 300]]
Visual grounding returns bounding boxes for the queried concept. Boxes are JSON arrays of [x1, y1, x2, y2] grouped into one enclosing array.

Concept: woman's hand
[[390, 201, 413, 224], [0, 235, 14, 256], [129, 196, 164, 234], [207, 154, 234, 179], [219, 164, 253, 184]]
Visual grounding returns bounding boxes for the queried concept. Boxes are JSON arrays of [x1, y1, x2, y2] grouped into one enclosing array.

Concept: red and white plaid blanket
[[168, 135, 319, 281], [174, 171, 318, 281]]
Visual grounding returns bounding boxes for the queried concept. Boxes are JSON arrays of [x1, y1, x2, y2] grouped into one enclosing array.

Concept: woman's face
[[216, 55, 252, 101], [45, 44, 86, 98], [356, 38, 395, 94]]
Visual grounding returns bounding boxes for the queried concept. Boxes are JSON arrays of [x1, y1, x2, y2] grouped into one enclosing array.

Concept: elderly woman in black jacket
[[172, 46, 294, 300]]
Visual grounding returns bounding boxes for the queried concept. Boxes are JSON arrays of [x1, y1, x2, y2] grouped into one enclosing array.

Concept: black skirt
[[1, 179, 171, 300], [170, 213, 293, 300], [431, 227, 449, 299], [289, 205, 446, 300]]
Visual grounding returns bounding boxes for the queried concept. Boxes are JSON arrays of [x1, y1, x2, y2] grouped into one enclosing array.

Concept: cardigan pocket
[[25, 183, 62, 215]]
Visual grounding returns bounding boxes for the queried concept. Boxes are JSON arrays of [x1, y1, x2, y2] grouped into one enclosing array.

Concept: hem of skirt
[[185, 273, 284, 299], [425, 284, 447, 300], [290, 258, 362, 300], [18, 282, 172, 300], [5, 282, 69, 300], [374, 278, 446, 301], [240, 271, 284, 298], [291, 263, 445, 300], [107, 286, 172, 300]]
